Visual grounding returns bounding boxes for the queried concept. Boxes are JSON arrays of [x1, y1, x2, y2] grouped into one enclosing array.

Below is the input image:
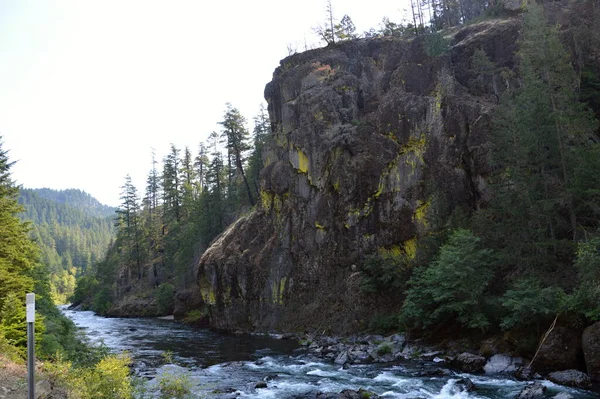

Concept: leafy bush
[[571, 236, 600, 320], [46, 352, 133, 399], [156, 283, 175, 315], [423, 32, 450, 57], [400, 229, 495, 330], [92, 287, 113, 315], [376, 343, 393, 356], [501, 278, 568, 330], [0, 292, 45, 357], [159, 370, 192, 399], [368, 313, 398, 334], [360, 250, 412, 294], [183, 308, 207, 324]]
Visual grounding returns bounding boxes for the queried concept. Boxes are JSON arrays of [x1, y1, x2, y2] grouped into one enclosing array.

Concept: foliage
[[183, 308, 207, 324], [423, 32, 450, 57], [156, 283, 175, 315], [47, 353, 134, 399], [400, 229, 495, 330], [368, 313, 398, 334], [93, 287, 113, 315], [501, 278, 569, 330], [573, 235, 600, 320], [18, 188, 115, 303], [376, 343, 392, 356], [359, 250, 412, 294], [158, 370, 192, 399]]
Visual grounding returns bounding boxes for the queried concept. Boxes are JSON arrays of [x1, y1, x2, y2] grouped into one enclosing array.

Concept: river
[[61, 307, 598, 398]]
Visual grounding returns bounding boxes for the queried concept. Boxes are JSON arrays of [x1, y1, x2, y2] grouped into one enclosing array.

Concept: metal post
[[26, 293, 35, 399]]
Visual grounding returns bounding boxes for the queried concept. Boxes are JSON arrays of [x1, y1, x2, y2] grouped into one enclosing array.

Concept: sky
[[0, 0, 410, 207]]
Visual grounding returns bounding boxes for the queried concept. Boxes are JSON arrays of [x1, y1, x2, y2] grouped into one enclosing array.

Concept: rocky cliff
[[196, 16, 524, 334]]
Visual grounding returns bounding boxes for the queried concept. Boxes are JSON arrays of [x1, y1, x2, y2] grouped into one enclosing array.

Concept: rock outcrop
[[197, 18, 520, 333], [582, 321, 600, 382], [546, 369, 592, 390], [534, 327, 583, 372]]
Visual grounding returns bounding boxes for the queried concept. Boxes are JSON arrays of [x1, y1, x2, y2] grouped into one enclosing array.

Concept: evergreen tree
[[247, 104, 271, 196], [219, 103, 255, 207], [162, 144, 182, 225], [116, 175, 144, 281], [487, 2, 598, 276]]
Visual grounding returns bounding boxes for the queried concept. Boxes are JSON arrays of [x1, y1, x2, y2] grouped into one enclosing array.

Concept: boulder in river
[[451, 352, 487, 373], [534, 327, 582, 372], [514, 382, 546, 399], [316, 389, 380, 399], [484, 354, 523, 374], [454, 378, 475, 392], [582, 321, 600, 382], [546, 369, 592, 390]]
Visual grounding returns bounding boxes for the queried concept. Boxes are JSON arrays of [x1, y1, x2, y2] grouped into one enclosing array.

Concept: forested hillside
[[18, 189, 115, 304], [75, 0, 600, 368], [0, 138, 95, 360], [71, 103, 270, 316]]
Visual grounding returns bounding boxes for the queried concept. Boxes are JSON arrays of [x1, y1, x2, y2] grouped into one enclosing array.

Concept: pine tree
[[116, 175, 143, 281], [219, 103, 255, 207], [247, 104, 271, 196], [487, 2, 598, 276], [162, 144, 182, 225]]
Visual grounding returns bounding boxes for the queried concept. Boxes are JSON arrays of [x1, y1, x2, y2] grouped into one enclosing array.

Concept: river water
[[61, 307, 598, 398]]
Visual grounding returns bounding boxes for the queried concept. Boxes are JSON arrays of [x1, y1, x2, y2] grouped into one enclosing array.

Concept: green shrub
[[376, 343, 393, 356], [423, 32, 450, 57], [47, 352, 134, 399], [573, 236, 600, 320], [501, 278, 569, 330], [183, 308, 207, 324], [400, 229, 495, 330], [360, 251, 412, 294], [159, 370, 192, 399], [156, 283, 175, 315], [368, 313, 398, 334], [92, 287, 113, 315]]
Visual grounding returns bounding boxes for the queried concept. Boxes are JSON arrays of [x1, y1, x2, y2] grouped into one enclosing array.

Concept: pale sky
[[0, 0, 410, 207]]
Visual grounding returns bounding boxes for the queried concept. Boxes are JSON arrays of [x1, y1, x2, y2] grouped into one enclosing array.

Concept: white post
[[26, 293, 35, 399]]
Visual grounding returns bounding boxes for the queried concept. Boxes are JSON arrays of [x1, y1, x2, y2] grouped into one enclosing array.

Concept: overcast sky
[[0, 0, 410, 207]]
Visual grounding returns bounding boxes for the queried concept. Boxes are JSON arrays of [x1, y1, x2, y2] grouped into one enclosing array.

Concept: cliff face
[[197, 18, 521, 334]]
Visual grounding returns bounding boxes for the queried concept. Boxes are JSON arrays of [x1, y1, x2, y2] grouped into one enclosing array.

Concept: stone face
[[535, 327, 583, 372], [582, 321, 600, 382], [547, 370, 592, 390], [451, 352, 487, 373], [197, 18, 521, 334]]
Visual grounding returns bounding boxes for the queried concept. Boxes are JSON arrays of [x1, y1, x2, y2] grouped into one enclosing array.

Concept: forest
[[1, 1, 599, 396], [71, 0, 600, 345], [18, 188, 115, 304], [71, 103, 271, 314]]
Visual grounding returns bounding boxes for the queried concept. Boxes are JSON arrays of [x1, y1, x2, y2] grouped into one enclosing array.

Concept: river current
[[61, 307, 598, 398]]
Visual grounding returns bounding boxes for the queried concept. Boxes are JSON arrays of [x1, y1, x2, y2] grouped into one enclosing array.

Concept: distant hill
[[18, 188, 116, 304], [22, 188, 116, 219]]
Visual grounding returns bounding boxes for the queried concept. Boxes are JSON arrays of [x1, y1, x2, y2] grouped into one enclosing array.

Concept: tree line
[[18, 189, 115, 304], [362, 2, 600, 343], [73, 103, 270, 313], [311, 0, 513, 47]]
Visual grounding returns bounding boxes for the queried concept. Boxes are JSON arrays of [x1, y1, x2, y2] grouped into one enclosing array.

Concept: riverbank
[[0, 355, 65, 399]]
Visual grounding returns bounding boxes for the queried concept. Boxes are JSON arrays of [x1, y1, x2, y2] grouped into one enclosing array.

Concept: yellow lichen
[[378, 245, 403, 258], [298, 150, 309, 173], [404, 238, 417, 260], [414, 199, 430, 227], [315, 221, 326, 230], [260, 189, 273, 209], [272, 277, 287, 305]]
